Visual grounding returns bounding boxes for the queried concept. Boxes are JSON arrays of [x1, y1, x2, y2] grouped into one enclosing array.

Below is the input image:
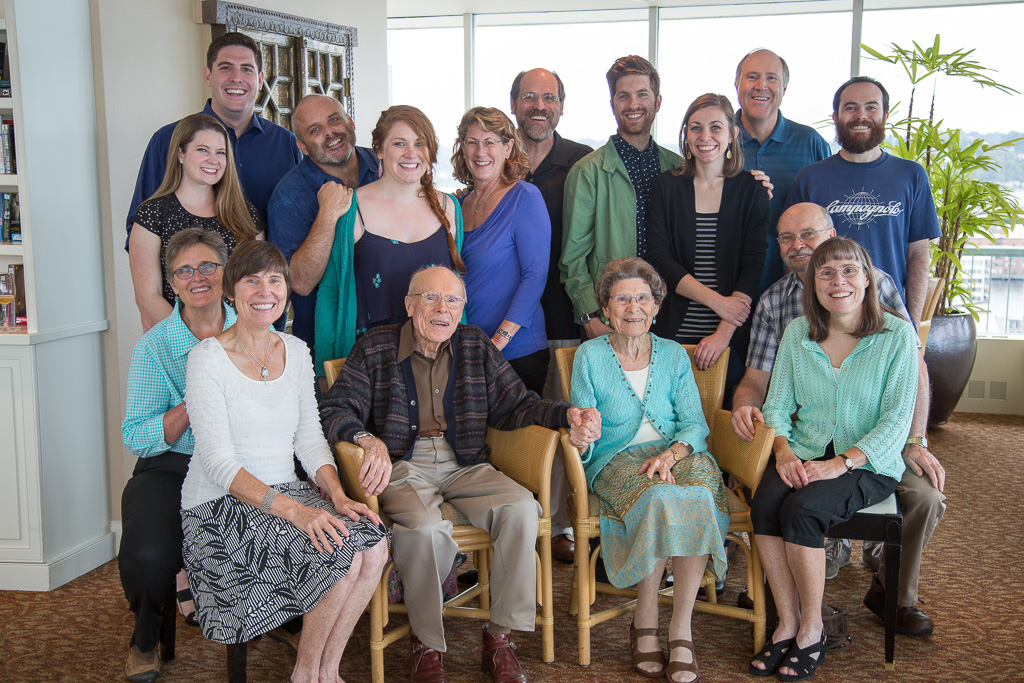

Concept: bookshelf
[[0, 0, 112, 590]]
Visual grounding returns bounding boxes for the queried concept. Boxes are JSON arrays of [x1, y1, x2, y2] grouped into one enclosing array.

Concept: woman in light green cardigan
[[748, 237, 917, 681]]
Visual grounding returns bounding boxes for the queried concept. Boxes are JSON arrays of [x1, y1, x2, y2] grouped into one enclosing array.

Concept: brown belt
[[418, 429, 445, 439]]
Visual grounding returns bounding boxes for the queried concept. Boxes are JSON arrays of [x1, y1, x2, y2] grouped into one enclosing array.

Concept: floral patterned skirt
[[591, 442, 730, 589], [181, 481, 390, 644]]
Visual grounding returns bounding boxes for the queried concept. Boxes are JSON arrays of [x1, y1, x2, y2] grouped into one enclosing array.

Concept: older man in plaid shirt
[[731, 202, 944, 636]]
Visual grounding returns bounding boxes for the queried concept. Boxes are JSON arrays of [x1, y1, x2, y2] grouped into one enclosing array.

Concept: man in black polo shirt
[[510, 68, 592, 565]]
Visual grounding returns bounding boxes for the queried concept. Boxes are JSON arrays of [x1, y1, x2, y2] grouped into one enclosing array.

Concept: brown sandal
[[630, 621, 666, 678], [667, 639, 700, 683]]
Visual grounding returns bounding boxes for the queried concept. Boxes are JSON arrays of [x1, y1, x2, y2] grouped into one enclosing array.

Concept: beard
[[519, 109, 557, 143], [836, 118, 886, 154]]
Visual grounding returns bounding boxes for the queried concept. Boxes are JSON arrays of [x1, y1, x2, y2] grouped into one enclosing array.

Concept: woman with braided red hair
[[315, 105, 464, 380]]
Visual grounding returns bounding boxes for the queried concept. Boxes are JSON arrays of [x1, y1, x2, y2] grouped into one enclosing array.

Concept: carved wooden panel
[[202, 1, 357, 130]]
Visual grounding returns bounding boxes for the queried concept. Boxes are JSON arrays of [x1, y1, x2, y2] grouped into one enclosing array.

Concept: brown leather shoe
[[482, 627, 527, 682], [125, 645, 161, 682], [551, 533, 574, 564], [411, 635, 448, 682], [863, 574, 934, 635]]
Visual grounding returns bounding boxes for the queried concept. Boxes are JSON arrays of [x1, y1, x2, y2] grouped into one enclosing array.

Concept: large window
[[473, 11, 649, 152], [387, 22, 464, 190], [657, 7, 852, 151]]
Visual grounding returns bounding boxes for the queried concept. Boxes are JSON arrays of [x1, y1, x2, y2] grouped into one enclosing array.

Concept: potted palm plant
[[862, 35, 1024, 424]]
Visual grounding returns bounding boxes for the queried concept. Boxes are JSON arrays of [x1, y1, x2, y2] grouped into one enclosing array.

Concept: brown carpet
[[1, 412, 1020, 682]]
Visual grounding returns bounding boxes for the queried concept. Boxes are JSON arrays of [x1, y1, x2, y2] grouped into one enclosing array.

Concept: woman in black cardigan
[[646, 93, 770, 397]]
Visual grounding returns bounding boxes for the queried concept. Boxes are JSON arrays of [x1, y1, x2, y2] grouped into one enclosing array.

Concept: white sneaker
[[824, 538, 852, 580]]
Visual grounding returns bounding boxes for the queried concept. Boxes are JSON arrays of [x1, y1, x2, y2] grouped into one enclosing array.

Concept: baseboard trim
[[0, 532, 116, 591]]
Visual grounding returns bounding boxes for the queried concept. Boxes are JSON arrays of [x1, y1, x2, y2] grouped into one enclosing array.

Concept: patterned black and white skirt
[[181, 481, 390, 644]]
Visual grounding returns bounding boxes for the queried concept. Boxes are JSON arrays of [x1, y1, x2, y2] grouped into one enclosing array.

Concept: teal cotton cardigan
[[762, 313, 916, 481], [313, 191, 464, 376], [569, 333, 710, 488]]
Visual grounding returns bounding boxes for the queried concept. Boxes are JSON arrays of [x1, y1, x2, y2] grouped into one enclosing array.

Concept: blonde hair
[[451, 107, 529, 189], [149, 114, 258, 243]]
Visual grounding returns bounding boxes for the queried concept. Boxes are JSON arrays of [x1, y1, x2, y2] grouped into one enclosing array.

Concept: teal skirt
[[591, 442, 730, 589]]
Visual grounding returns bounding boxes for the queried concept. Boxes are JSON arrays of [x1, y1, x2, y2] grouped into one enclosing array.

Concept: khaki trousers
[[377, 438, 540, 652], [872, 466, 946, 606]]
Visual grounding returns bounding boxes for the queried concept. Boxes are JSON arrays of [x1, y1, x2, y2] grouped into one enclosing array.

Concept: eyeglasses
[[609, 293, 655, 306], [172, 262, 222, 280], [518, 92, 560, 105], [462, 138, 506, 150], [815, 265, 864, 281], [777, 227, 831, 246], [412, 292, 466, 308]]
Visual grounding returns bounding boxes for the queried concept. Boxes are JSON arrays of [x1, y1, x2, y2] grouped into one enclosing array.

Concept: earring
[[684, 145, 691, 159], [726, 147, 732, 160]]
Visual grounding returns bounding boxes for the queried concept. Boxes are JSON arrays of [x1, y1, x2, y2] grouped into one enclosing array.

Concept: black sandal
[[747, 634, 795, 676], [176, 588, 200, 628], [776, 632, 827, 682]]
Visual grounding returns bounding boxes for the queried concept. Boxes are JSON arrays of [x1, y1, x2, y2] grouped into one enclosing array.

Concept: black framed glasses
[[173, 262, 222, 280]]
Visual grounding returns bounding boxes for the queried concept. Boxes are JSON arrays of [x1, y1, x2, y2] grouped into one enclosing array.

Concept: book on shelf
[[0, 81, 9, 99], [9, 192, 19, 242], [4, 262, 23, 327], [1, 120, 14, 174]]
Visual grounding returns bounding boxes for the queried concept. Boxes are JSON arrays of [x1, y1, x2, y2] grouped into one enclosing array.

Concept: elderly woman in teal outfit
[[571, 257, 729, 683], [314, 105, 464, 378]]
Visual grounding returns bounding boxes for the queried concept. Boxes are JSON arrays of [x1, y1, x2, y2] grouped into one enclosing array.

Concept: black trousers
[[508, 347, 550, 397], [749, 446, 898, 548], [118, 451, 190, 652]]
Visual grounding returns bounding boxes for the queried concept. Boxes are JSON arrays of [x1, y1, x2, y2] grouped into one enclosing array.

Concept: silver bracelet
[[261, 488, 279, 513], [495, 328, 513, 341]]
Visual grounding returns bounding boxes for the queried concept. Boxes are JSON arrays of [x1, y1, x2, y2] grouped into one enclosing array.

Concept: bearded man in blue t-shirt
[[786, 76, 940, 323]]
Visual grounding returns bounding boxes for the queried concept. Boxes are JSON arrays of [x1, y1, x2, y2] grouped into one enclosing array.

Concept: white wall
[[91, 0, 389, 521], [956, 337, 1024, 415]]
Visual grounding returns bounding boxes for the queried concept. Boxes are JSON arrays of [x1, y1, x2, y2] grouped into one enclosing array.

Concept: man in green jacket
[[560, 55, 682, 339]]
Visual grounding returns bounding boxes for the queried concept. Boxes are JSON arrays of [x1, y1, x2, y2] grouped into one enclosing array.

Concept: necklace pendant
[[260, 366, 269, 381]]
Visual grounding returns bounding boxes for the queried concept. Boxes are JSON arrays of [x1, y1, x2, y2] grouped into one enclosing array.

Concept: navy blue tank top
[[353, 225, 452, 335]]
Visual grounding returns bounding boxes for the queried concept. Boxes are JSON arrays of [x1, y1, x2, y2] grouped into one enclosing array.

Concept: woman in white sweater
[[181, 240, 389, 683]]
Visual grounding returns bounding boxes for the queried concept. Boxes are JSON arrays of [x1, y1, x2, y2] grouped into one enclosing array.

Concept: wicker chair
[[554, 343, 775, 666], [324, 358, 558, 683]]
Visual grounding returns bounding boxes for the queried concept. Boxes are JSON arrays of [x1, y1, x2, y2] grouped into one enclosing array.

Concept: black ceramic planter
[[923, 313, 977, 427]]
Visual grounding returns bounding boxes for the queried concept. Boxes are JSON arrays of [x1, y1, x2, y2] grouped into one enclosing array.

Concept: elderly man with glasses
[[320, 265, 601, 682]]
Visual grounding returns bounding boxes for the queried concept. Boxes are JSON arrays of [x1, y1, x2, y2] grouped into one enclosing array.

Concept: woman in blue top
[[315, 106, 464, 380], [748, 237, 917, 681], [120, 228, 234, 679], [571, 257, 729, 683], [453, 106, 551, 395]]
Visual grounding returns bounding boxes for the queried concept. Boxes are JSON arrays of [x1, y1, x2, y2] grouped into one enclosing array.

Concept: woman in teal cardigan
[[314, 105, 464, 377], [571, 257, 729, 683], [748, 237, 917, 682]]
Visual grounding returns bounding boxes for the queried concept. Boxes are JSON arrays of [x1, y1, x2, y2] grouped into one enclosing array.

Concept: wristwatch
[[670, 442, 691, 461], [352, 430, 373, 445], [844, 457, 855, 473], [905, 436, 928, 449], [579, 309, 601, 325]]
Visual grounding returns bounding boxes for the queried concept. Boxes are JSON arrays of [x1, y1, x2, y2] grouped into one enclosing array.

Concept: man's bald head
[[293, 94, 355, 167]]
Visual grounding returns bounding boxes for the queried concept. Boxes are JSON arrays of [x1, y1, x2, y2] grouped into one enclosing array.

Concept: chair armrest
[[710, 409, 775, 494], [488, 425, 558, 516], [558, 429, 591, 527], [331, 441, 380, 515]]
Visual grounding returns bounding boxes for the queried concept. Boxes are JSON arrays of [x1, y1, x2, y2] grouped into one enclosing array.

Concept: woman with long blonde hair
[[129, 113, 262, 331]]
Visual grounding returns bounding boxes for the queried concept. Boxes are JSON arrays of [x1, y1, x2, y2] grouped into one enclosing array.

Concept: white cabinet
[[0, 0, 113, 590]]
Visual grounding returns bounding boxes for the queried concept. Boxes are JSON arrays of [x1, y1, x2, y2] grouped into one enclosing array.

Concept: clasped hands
[[567, 406, 601, 451], [775, 449, 846, 489]]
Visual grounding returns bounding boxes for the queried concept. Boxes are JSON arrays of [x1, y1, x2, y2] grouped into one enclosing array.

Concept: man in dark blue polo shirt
[[734, 48, 832, 295], [267, 94, 380, 350], [125, 32, 302, 247]]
